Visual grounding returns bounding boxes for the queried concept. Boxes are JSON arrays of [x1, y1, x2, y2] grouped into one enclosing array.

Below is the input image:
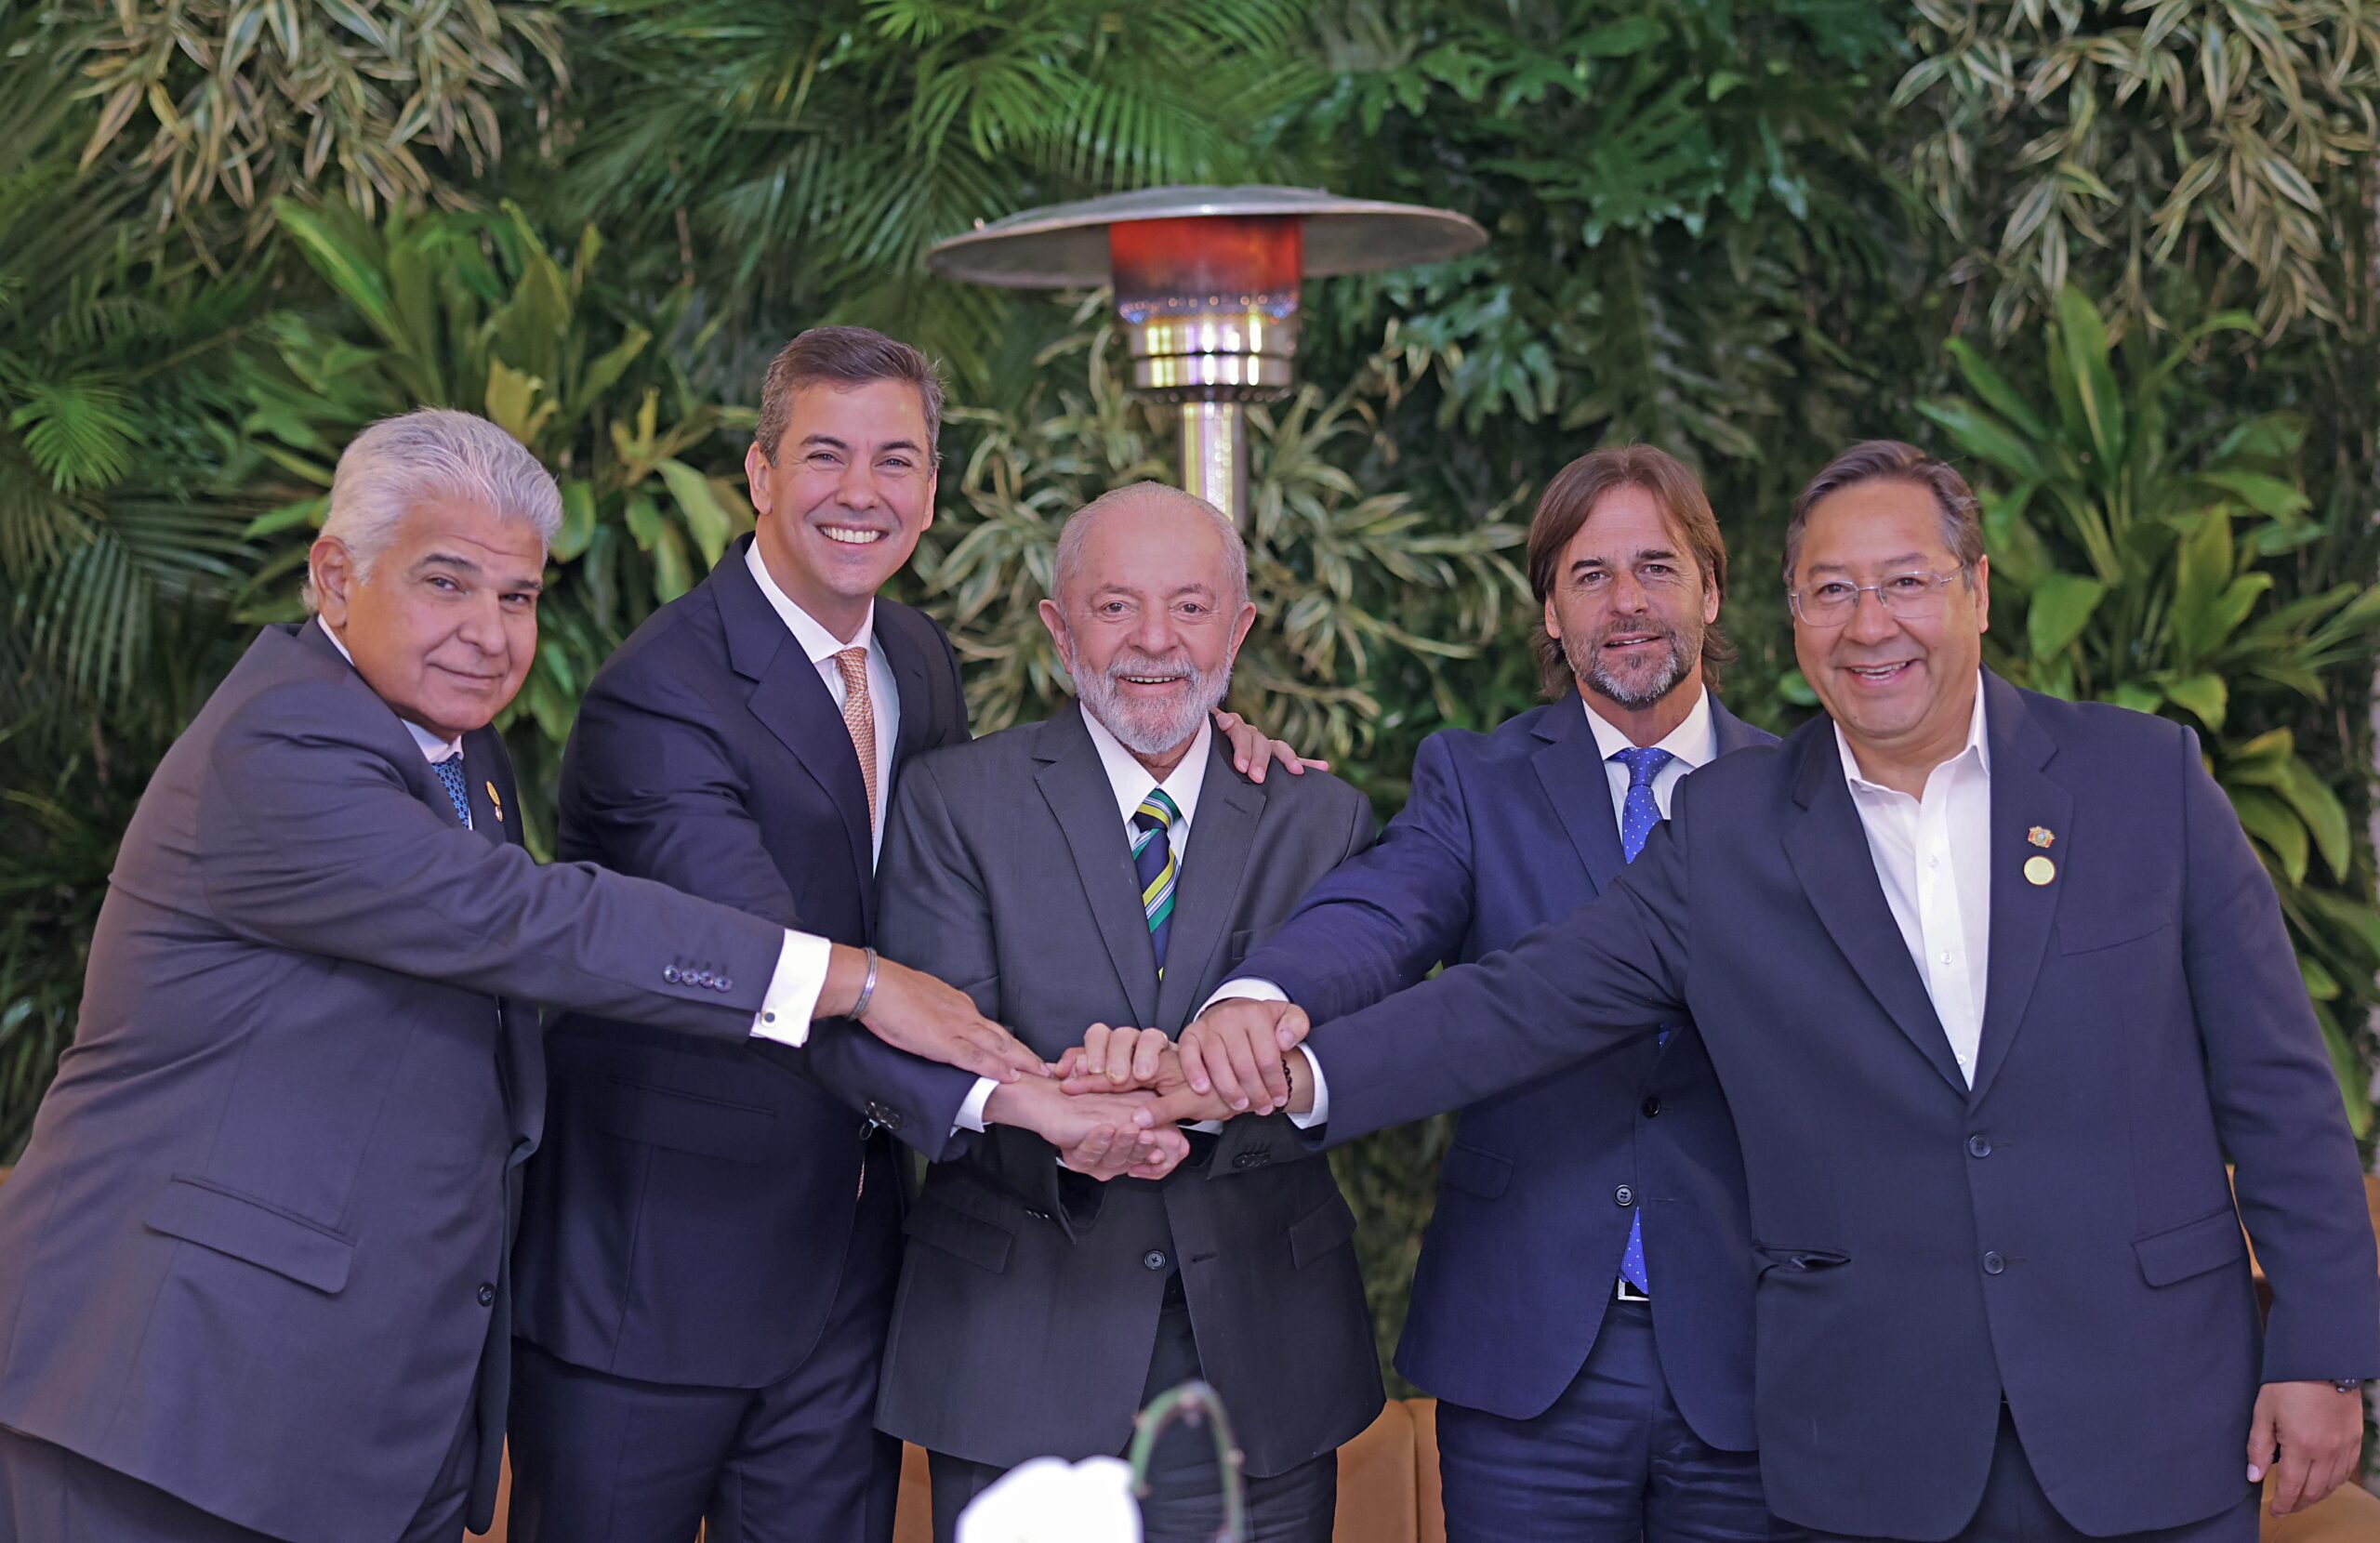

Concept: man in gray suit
[[874, 483, 1383, 1543], [0, 410, 1092, 1543]]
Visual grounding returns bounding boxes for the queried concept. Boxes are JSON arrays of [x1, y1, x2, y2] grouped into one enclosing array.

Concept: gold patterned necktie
[[834, 646, 878, 830]]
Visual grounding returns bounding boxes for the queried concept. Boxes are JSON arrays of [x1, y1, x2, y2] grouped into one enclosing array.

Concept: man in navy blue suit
[[1089, 445, 1787, 1539], [1175, 442, 2378, 1541]]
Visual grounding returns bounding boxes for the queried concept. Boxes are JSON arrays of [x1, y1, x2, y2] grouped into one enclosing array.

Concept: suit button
[[694, 970, 714, 987], [1641, 1095, 1662, 1119], [717, 977, 733, 993], [1143, 1250, 1169, 1272], [476, 1283, 496, 1307], [1967, 1134, 1991, 1158], [1614, 1185, 1634, 1208], [663, 967, 681, 984], [1982, 1251, 2006, 1276]]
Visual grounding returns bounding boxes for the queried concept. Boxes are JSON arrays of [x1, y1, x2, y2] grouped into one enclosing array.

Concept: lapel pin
[[2027, 825, 2055, 849], [485, 782, 505, 823], [2024, 854, 2055, 887]]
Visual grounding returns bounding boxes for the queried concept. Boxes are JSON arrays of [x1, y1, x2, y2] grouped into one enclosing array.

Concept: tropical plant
[[915, 319, 1529, 786], [61, 0, 566, 251], [1897, 0, 2380, 339], [234, 198, 757, 851], [1923, 286, 2380, 1133], [545, 0, 1320, 388]]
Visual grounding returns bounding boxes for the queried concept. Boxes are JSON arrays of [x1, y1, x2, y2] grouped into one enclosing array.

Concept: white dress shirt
[[316, 614, 832, 1047], [1836, 672, 1993, 1085], [745, 540, 901, 857], [1214, 688, 1723, 1124]]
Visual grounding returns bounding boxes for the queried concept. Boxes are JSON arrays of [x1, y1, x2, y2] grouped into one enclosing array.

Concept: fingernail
[[1232, 1097, 1250, 1110], [2248, 1467, 2264, 1483], [1192, 1076, 1210, 1092]]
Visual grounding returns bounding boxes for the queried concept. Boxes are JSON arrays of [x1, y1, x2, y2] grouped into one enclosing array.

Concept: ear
[[1970, 555, 1990, 636], [311, 536, 357, 628], [1225, 600, 1256, 661], [1701, 578, 1721, 626], [920, 462, 938, 534], [1037, 598, 1072, 674], [1543, 593, 1563, 642], [744, 442, 774, 518]]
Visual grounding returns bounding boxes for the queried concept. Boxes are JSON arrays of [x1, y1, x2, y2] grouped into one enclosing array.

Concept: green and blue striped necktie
[[1130, 788, 1180, 976]]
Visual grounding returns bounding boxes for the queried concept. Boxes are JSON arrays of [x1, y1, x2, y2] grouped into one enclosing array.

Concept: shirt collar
[[1581, 685, 1717, 771], [315, 616, 466, 763], [747, 538, 874, 666], [1835, 667, 1992, 797], [1079, 702, 1212, 837]]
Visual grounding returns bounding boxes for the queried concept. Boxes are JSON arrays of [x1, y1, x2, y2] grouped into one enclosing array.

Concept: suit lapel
[[1782, 726, 1969, 1092], [715, 542, 877, 914], [1967, 674, 2070, 1105], [1034, 710, 1160, 1025], [878, 604, 940, 767], [463, 725, 547, 1161], [1710, 697, 1769, 758], [1533, 702, 1628, 895], [1156, 740, 1263, 1030]]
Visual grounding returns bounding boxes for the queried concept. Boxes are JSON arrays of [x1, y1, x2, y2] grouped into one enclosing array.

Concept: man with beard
[[1142, 445, 1788, 1539], [872, 482, 1383, 1543]]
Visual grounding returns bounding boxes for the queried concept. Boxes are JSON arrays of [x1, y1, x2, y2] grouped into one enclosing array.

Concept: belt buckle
[[1615, 1277, 1651, 1303]]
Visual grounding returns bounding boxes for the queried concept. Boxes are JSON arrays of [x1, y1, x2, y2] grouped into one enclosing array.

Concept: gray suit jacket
[[871, 706, 1384, 1477], [0, 622, 787, 1543]]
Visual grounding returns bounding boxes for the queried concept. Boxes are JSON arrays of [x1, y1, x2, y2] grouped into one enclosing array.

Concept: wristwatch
[[2333, 1378, 2364, 1394]]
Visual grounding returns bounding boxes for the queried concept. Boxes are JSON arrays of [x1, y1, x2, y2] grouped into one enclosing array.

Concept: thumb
[[1274, 1004, 1312, 1050], [2247, 1395, 2279, 1484]]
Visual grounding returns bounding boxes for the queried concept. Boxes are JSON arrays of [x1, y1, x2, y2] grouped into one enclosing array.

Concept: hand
[[828, 946, 1047, 1082], [1178, 998, 1310, 1114], [985, 1077, 1190, 1181], [1212, 708, 1329, 784], [1058, 1042, 1234, 1125], [2248, 1379, 2365, 1515], [1055, 1023, 1172, 1090]]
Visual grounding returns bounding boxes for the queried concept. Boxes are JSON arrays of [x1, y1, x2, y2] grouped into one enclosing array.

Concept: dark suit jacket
[[1236, 694, 1773, 1447], [0, 622, 786, 1543], [514, 536, 979, 1390], [1305, 673, 2380, 1538], [872, 707, 1385, 1476]]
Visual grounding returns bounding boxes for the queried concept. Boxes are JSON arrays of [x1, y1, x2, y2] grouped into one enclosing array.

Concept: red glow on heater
[[1109, 217, 1302, 323]]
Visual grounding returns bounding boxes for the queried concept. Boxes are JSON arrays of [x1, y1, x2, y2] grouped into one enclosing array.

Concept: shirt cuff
[[1289, 1045, 1329, 1128], [748, 930, 831, 1048], [1200, 976, 1289, 1013], [955, 1076, 999, 1134]]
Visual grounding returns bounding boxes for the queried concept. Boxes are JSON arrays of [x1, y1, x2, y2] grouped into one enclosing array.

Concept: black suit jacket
[[872, 708, 1385, 1476], [0, 622, 784, 1543], [513, 537, 979, 1389], [1305, 674, 2380, 1537]]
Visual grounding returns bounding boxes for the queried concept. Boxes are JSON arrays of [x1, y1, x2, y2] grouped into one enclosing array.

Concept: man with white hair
[[0, 408, 1052, 1543], [872, 482, 1383, 1543]]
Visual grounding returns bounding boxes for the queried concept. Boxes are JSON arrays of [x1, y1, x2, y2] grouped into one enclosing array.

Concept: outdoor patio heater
[[926, 185, 1485, 524]]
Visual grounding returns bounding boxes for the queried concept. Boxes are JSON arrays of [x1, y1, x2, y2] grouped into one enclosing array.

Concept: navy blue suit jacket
[[512, 537, 979, 1389], [1238, 693, 1772, 1448], [1305, 674, 2380, 1538]]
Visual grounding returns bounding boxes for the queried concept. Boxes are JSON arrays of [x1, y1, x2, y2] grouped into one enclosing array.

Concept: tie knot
[[833, 646, 868, 690], [1133, 787, 1179, 833], [1612, 745, 1675, 790]]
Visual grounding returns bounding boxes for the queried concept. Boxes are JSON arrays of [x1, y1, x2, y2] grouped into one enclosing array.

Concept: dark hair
[[1527, 444, 1734, 698], [754, 326, 945, 459], [1784, 440, 1985, 585]]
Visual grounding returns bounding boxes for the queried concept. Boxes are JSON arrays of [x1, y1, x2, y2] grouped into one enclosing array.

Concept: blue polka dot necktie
[[1611, 745, 1673, 1294], [1131, 788, 1180, 977], [432, 755, 472, 829]]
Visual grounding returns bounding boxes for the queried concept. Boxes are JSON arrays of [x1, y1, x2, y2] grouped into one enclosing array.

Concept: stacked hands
[[853, 957, 1313, 1182]]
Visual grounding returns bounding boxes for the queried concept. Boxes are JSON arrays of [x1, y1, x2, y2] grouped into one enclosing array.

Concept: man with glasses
[[1182, 441, 2377, 1541]]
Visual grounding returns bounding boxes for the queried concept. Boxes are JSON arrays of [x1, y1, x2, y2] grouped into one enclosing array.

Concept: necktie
[[1611, 745, 1674, 1294], [1131, 788, 1180, 977], [834, 647, 879, 830], [432, 754, 472, 829]]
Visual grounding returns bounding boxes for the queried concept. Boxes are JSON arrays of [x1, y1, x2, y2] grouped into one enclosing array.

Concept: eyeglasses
[[1787, 569, 1968, 627]]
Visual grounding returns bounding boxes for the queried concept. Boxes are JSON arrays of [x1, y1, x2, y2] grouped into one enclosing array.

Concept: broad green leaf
[[2274, 758, 2351, 879], [657, 459, 734, 567], [2227, 788, 2308, 886], [2054, 285, 2124, 469], [483, 361, 557, 445], [550, 481, 597, 563], [2159, 672, 2226, 730], [2025, 571, 2105, 659], [2196, 469, 2309, 520]]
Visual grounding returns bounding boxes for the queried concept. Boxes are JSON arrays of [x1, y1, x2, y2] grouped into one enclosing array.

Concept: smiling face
[[311, 497, 545, 741], [1038, 492, 1256, 772], [1545, 482, 1719, 716], [746, 379, 937, 640], [1791, 477, 1990, 780]]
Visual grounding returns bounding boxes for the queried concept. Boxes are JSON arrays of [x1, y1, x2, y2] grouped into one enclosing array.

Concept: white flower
[[955, 1455, 1144, 1543]]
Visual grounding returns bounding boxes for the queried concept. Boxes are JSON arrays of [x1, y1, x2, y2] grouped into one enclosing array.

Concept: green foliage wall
[[5, 0, 2377, 1394]]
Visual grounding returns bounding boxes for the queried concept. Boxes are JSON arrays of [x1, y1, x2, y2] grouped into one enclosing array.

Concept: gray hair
[[305, 408, 564, 611], [1051, 481, 1250, 609]]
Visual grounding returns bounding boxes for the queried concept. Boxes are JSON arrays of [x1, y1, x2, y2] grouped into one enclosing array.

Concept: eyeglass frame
[[1785, 564, 1976, 628]]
